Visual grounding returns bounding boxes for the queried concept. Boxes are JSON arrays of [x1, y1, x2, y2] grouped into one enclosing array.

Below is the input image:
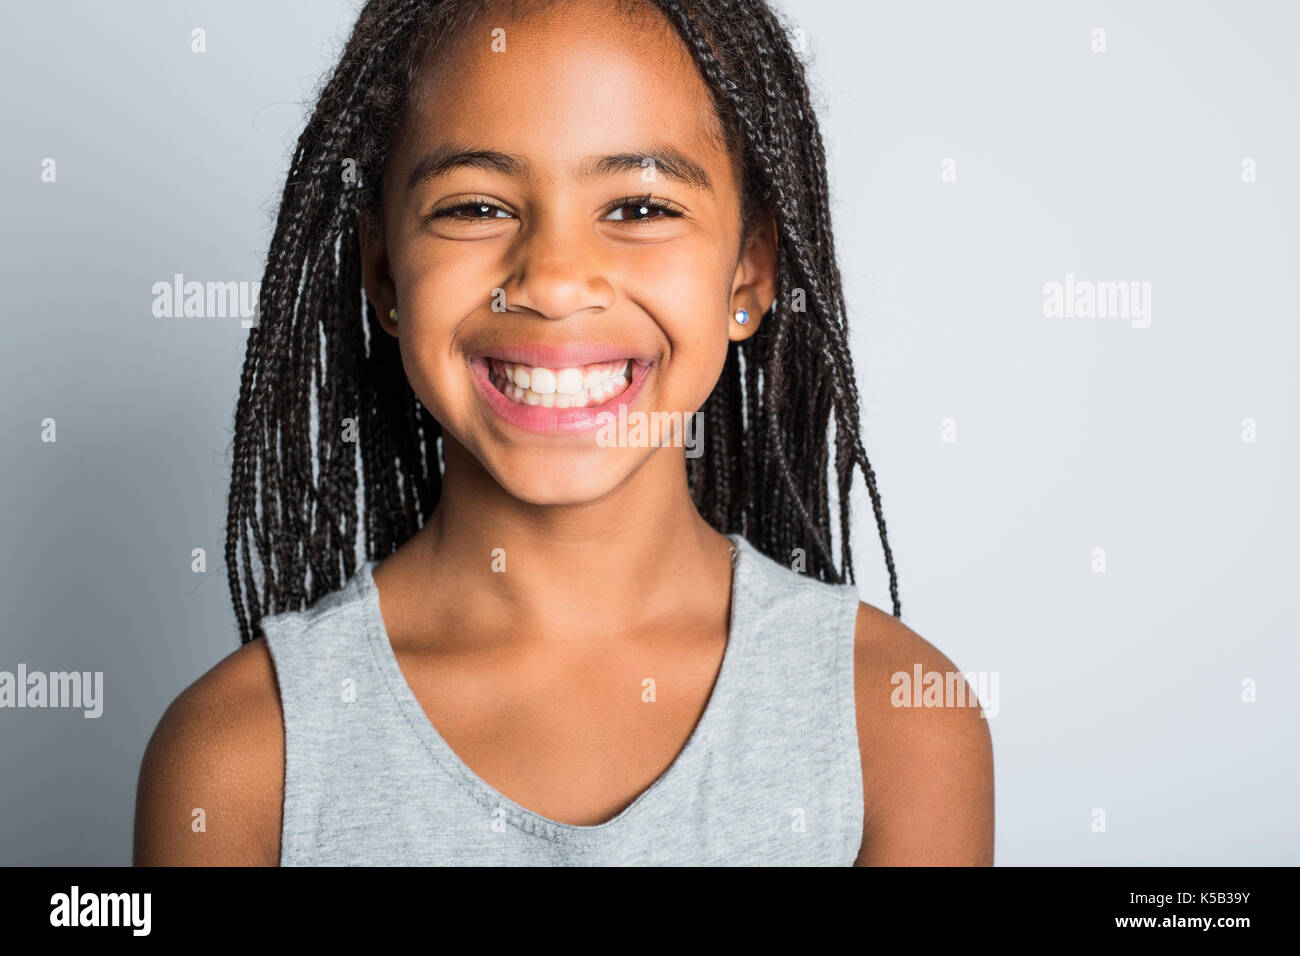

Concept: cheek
[[391, 252, 488, 416], [636, 250, 734, 409]]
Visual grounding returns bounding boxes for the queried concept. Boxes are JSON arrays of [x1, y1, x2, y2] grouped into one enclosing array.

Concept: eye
[[604, 195, 686, 224], [430, 198, 513, 222]]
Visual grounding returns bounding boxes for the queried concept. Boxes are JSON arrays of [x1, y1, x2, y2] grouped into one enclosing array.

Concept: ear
[[728, 205, 779, 344], [358, 209, 399, 337]]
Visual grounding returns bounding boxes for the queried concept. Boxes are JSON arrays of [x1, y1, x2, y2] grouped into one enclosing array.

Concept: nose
[[499, 213, 615, 321]]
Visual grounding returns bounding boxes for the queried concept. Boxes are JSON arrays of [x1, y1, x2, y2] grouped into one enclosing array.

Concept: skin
[[134, 0, 992, 866]]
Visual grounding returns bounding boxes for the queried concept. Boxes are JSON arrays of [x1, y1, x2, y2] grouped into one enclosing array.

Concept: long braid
[[226, 0, 449, 642], [653, 0, 902, 613], [226, 0, 902, 646], [747, 1, 901, 612]]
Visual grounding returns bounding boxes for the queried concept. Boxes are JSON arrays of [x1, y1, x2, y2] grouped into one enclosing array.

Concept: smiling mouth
[[486, 358, 634, 408]]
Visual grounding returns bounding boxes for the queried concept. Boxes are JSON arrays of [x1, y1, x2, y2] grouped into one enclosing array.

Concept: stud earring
[[733, 308, 749, 326], [389, 307, 398, 324]]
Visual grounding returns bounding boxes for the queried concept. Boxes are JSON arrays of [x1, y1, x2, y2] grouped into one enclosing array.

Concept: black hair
[[226, 0, 901, 645]]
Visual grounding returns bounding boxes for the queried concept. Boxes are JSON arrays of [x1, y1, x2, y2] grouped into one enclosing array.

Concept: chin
[[494, 470, 629, 508], [478, 444, 641, 507]]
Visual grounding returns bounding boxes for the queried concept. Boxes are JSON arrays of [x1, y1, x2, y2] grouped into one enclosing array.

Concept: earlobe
[[357, 210, 399, 337], [727, 304, 762, 342], [727, 209, 778, 343]]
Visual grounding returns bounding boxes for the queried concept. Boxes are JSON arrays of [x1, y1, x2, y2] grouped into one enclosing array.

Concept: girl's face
[[362, 0, 776, 506]]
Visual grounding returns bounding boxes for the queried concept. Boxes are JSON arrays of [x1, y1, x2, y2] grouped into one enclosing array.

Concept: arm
[[133, 638, 284, 865], [852, 602, 994, 865]]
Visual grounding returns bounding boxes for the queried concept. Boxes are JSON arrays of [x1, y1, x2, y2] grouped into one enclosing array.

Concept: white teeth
[[555, 368, 583, 395], [488, 358, 635, 408], [529, 367, 556, 395]]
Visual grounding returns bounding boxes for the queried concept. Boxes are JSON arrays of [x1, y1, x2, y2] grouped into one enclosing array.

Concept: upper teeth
[[489, 359, 632, 408]]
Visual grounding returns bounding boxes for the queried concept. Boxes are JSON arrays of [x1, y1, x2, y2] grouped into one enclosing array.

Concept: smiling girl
[[134, 0, 993, 866]]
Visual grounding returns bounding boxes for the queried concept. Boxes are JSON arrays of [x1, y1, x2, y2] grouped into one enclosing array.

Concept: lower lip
[[470, 357, 653, 434]]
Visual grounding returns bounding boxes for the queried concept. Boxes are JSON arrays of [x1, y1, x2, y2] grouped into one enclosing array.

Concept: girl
[[135, 0, 993, 866]]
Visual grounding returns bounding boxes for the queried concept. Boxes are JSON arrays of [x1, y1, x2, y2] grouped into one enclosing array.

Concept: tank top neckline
[[355, 531, 755, 842]]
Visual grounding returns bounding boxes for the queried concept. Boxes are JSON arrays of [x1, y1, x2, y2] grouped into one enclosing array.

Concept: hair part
[[226, 0, 901, 645]]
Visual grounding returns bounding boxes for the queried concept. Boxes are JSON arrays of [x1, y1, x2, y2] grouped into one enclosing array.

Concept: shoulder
[[851, 601, 994, 865], [133, 636, 284, 866]]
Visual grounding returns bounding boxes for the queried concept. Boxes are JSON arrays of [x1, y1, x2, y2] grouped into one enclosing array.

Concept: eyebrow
[[406, 144, 715, 193]]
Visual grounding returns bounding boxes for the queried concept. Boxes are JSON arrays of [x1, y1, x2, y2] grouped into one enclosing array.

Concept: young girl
[[135, 0, 993, 866]]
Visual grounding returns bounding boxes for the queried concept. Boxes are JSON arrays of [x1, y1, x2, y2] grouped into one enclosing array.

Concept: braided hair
[[226, 0, 901, 645]]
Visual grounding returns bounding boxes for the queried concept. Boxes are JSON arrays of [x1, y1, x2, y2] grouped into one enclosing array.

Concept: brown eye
[[432, 200, 511, 221], [605, 197, 684, 223]]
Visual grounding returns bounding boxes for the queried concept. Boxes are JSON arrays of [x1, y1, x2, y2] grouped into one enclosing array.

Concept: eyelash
[[429, 194, 685, 225], [428, 195, 504, 222], [607, 194, 687, 223]]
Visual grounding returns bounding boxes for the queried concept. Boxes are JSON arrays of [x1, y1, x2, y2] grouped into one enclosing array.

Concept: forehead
[[399, 0, 734, 184]]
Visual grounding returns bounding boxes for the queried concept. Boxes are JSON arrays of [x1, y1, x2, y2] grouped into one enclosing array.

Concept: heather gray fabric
[[259, 532, 864, 865]]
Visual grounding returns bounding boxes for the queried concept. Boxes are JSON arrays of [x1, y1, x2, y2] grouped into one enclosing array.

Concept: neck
[[398, 437, 732, 645]]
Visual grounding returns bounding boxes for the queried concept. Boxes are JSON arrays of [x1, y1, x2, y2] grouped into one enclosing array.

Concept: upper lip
[[472, 342, 653, 369]]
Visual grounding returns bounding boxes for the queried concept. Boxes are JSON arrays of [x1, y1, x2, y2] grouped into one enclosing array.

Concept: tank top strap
[[258, 569, 379, 718], [257, 568, 396, 864], [712, 533, 865, 857]]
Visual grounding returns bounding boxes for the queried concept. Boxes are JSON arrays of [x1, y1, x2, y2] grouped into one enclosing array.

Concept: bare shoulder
[[133, 636, 284, 865], [851, 601, 994, 865]]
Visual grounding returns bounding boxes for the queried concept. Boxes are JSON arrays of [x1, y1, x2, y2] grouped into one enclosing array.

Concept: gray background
[[1, 0, 1295, 865]]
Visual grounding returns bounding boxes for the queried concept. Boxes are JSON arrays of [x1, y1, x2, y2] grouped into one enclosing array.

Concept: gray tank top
[[259, 532, 864, 865]]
